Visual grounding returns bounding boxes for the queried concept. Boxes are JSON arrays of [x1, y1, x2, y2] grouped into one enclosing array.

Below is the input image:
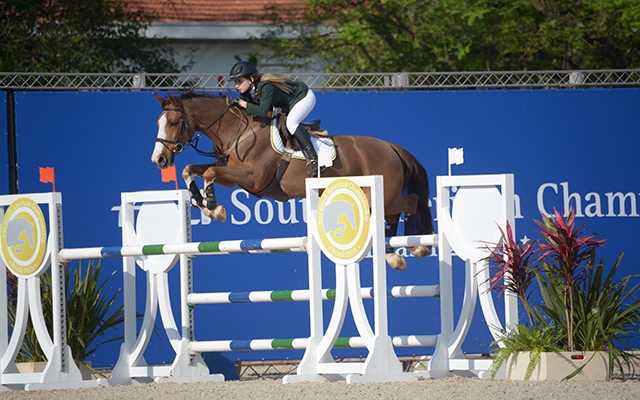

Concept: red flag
[[161, 165, 177, 182], [39, 167, 56, 191], [39, 167, 54, 183], [161, 165, 178, 190]]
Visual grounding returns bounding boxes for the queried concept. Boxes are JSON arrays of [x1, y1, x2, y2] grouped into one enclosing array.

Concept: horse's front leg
[[183, 163, 264, 223], [182, 163, 227, 222]]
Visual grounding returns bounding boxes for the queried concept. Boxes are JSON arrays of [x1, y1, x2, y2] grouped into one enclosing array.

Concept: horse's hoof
[[201, 205, 227, 222], [408, 245, 431, 258], [212, 205, 226, 223], [386, 253, 407, 271]]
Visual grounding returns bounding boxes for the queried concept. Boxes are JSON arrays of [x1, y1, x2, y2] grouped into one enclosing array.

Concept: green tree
[[1, 0, 190, 73], [258, 0, 640, 72]]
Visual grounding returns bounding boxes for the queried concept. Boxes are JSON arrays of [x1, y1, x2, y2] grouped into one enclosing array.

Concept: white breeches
[[286, 89, 316, 134]]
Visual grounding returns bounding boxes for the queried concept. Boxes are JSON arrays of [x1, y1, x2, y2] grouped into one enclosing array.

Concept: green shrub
[[8, 259, 124, 365]]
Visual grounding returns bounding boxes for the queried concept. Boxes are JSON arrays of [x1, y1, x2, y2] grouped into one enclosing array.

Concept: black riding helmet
[[229, 61, 258, 81]]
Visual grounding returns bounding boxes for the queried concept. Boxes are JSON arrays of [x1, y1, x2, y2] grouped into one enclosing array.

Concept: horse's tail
[[390, 143, 435, 235]]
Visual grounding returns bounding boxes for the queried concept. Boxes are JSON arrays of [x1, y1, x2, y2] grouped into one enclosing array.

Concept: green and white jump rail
[[188, 335, 438, 353], [57, 234, 438, 263], [187, 284, 439, 305], [57, 237, 308, 262]]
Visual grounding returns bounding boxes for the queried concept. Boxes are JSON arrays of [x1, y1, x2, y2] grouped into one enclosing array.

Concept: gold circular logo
[[1, 198, 48, 278], [316, 179, 371, 264]]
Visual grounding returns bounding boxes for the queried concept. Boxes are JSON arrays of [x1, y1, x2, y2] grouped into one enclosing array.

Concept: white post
[[285, 176, 415, 384], [421, 174, 516, 378], [106, 190, 223, 385], [503, 174, 518, 329], [0, 193, 96, 390]]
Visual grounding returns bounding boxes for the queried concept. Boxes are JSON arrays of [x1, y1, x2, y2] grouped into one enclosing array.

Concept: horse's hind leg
[[388, 193, 431, 259], [384, 214, 407, 271], [404, 213, 431, 258]]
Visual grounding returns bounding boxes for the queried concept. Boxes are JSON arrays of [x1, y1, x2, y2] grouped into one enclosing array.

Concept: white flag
[[448, 147, 464, 166], [448, 147, 464, 176]]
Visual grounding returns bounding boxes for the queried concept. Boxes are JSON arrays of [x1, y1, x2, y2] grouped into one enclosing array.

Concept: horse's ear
[[167, 93, 178, 105], [154, 92, 166, 107]]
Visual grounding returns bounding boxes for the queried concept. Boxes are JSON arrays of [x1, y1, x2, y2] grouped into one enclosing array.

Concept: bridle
[[156, 97, 238, 158], [156, 101, 191, 155]]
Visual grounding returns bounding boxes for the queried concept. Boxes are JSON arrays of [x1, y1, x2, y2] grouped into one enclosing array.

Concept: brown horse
[[151, 92, 433, 270]]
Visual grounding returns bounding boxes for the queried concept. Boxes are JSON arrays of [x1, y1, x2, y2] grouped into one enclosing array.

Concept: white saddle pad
[[270, 120, 336, 166]]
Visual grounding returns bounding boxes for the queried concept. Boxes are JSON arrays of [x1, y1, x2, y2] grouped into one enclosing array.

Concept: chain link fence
[[2, 70, 639, 91]]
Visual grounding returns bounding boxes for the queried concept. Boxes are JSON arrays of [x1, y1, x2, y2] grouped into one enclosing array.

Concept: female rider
[[229, 61, 320, 177]]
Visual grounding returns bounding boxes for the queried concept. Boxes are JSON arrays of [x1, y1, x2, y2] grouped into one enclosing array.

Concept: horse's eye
[[169, 122, 179, 127]]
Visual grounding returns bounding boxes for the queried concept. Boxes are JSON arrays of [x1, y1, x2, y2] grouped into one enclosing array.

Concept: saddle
[[275, 115, 329, 151], [253, 114, 331, 202]]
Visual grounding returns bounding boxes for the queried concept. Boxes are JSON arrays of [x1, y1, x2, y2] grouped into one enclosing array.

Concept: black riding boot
[[292, 125, 319, 177]]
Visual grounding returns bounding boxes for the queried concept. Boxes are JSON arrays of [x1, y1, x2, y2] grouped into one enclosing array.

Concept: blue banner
[[2, 88, 639, 368]]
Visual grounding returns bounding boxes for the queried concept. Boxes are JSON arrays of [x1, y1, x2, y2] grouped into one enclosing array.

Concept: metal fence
[[1, 70, 639, 91]]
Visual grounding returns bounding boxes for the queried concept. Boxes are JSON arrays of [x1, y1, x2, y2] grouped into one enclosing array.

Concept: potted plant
[[485, 207, 640, 381], [8, 259, 124, 379]]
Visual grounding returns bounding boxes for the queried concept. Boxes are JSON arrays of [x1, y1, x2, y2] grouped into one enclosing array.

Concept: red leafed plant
[[486, 206, 640, 380], [485, 206, 607, 350], [535, 207, 607, 351], [484, 221, 538, 325]]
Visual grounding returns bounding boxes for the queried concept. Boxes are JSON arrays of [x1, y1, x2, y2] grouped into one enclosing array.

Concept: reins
[[193, 96, 270, 160], [216, 97, 281, 160], [156, 96, 277, 159], [159, 95, 274, 160]]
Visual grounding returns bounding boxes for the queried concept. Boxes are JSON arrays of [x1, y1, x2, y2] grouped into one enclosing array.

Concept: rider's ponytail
[[260, 73, 293, 94]]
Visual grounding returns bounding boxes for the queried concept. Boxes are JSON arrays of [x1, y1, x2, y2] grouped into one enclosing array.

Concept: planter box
[[16, 361, 47, 373], [503, 351, 609, 381], [16, 361, 93, 380]]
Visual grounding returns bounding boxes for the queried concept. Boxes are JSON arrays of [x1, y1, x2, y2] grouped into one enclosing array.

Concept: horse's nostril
[[157, 156, 166, 168]]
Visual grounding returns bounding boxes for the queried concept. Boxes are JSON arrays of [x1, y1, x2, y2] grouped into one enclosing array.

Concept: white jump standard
[[0, 193, 99, 391]]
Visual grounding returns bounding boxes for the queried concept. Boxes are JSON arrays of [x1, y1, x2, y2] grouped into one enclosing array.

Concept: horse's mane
[[176, 90, 227, 102]]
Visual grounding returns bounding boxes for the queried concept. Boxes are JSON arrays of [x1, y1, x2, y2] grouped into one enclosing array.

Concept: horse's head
[[151, 93, 194, 169]]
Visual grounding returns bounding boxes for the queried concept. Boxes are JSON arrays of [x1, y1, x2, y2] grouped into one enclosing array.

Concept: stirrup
[[305, 161, 317, 178], [305, 160, 325, 178]]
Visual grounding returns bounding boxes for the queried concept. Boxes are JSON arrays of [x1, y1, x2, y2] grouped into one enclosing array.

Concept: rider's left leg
[[291, 126, 319, 178]]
